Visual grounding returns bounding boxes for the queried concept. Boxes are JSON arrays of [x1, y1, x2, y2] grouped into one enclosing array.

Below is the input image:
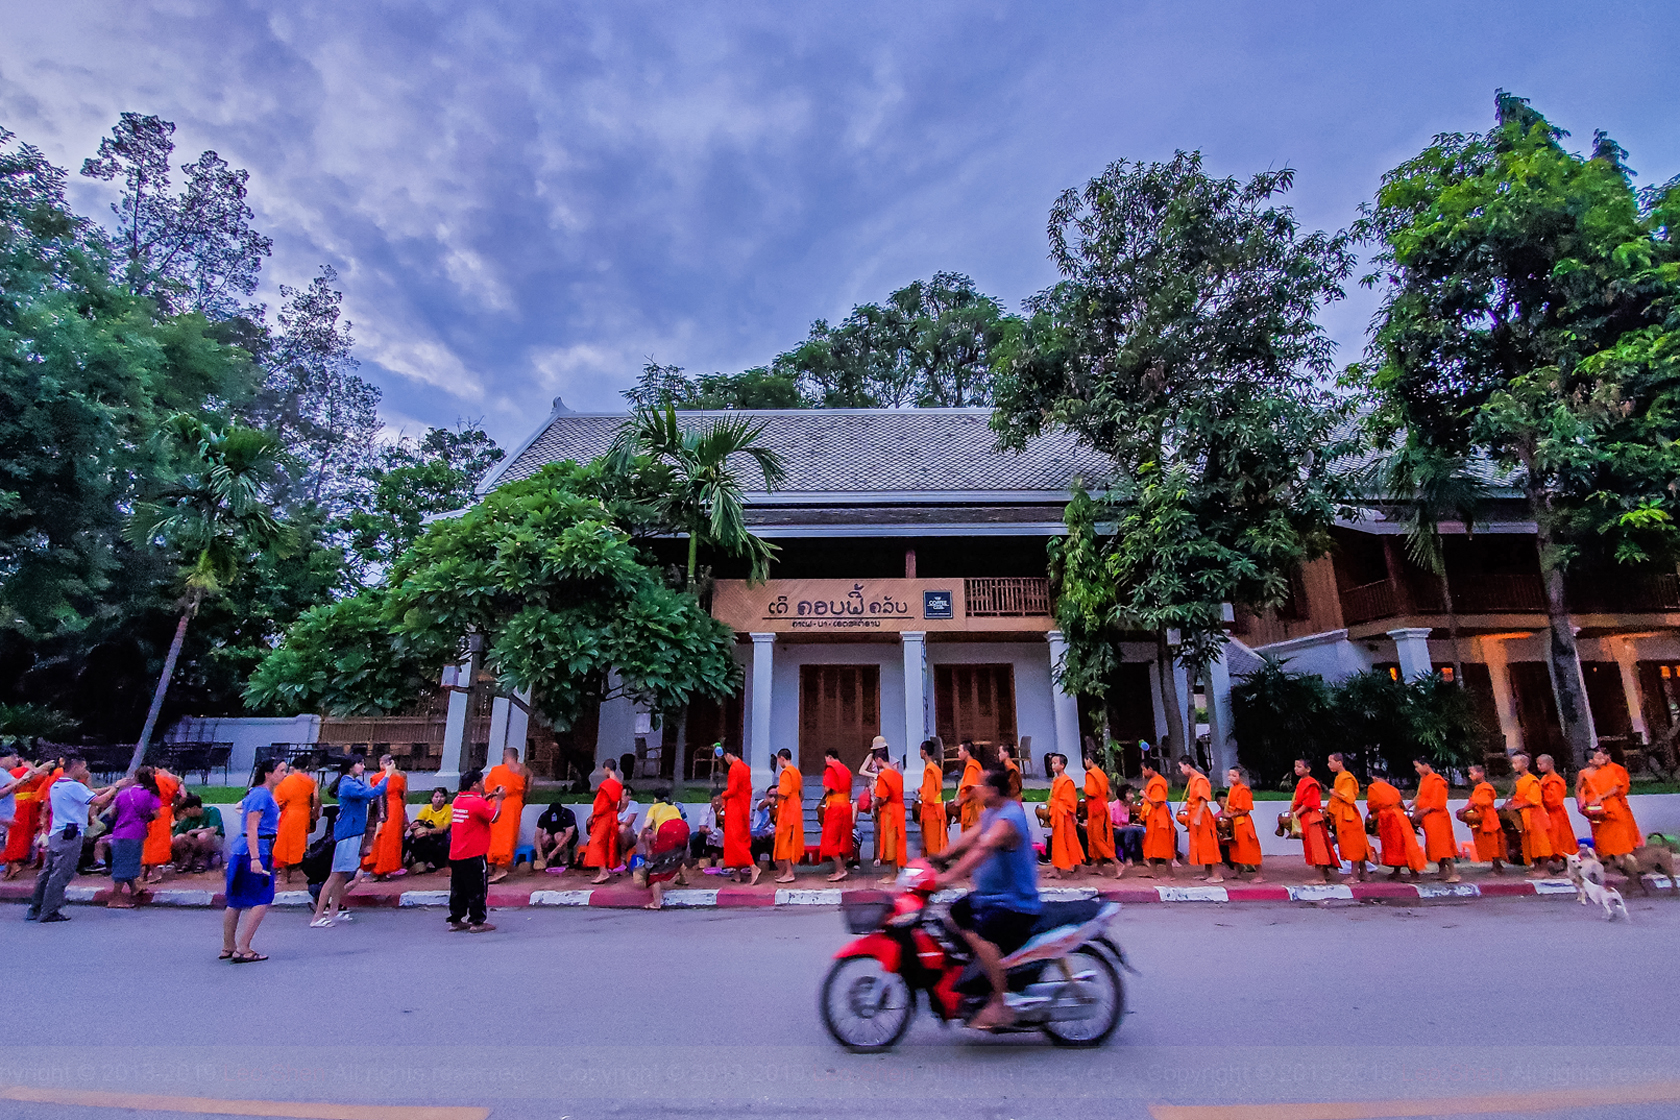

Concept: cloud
[[1, 0, 1676, 454]]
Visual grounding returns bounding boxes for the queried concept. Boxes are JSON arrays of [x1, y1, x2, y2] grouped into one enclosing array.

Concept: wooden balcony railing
[[1567, 572, 1680, 613], [964, 577, 1052, 617], [1339, 580, 1397, 625]]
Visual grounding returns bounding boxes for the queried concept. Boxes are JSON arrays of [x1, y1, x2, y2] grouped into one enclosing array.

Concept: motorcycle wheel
[[1039, 949, 1123, 1048], [820, 956, 914, 1052]]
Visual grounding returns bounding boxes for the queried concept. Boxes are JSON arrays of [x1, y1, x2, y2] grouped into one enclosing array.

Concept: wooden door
[[934, 664, 1018, 758], [1508, 661, 1567, 760], [799, 665, 880, 777]]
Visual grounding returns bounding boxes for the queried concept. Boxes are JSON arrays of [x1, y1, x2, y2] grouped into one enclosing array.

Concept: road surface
[[4, 893, 1677, 1120]]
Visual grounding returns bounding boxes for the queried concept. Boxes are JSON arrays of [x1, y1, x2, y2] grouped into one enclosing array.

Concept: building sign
[[710, 578, 1054, 635]]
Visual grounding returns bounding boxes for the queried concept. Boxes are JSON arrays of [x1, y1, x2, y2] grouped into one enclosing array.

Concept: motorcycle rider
[[932, 767, 1042, 1030]]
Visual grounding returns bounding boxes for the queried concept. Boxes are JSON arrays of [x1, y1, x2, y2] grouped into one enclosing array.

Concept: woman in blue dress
[[222, 758, 287, 962]]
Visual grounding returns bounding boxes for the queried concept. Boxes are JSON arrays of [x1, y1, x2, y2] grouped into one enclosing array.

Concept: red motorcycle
[[819, 860, 1129, 1052]]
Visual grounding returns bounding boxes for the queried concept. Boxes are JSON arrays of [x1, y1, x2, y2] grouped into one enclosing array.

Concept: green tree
[[1355, 92, 1680, 766], [996, 152, 1358, 756], [344, 424, 505, 573], [247, 462, 740, 731], [608, 405, 786, 585], [128, 415, 290, 770], [623, 361, 808, 411], [1230, 656, 1338, 788]]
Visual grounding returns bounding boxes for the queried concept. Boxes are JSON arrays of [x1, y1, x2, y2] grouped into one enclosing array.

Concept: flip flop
[[218, 950, 235, 960], [230, 952, 268, 963]]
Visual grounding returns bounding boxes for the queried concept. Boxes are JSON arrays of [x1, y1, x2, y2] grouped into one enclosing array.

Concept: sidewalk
[[4, 857, 1675, 911]]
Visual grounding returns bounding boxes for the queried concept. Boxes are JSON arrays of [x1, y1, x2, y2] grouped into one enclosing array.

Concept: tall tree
[[1355, 92, 1680, 767], [622, 360, 808, 411], [994, 152, 1357, 759], [344, 423, 505, 572], [80, 113, 272, 320], [128, 415, 290, 770], [608, 406, 786, 585]]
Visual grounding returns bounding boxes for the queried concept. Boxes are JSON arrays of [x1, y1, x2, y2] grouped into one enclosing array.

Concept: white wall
[[167, 715, 320, 780], [927, 639, 1059, 767]]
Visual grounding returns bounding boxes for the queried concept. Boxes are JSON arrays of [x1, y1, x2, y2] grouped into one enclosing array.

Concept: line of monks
[[1284, 745, 1645, 884]]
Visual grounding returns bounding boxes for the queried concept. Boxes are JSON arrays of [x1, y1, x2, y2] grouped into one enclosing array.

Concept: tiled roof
[[487, 408, 1112, 496]]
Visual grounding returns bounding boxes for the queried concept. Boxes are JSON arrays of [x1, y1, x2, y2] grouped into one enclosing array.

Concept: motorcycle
[[818, 859, 1129, 1052]]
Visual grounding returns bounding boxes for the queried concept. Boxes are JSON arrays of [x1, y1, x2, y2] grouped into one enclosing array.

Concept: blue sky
[[2, 1, 1676, 449]]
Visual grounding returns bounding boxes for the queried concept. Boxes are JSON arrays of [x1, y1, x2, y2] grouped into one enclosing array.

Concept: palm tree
[[609, 405, 787, 584], [127, 415, 290, 774]]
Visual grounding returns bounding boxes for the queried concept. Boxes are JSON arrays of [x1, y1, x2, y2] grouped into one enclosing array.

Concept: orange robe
[[1414, 772, 1456, 864], [1328, 770, 1370, 864], [1048, 772, 1084, 870], [1, 770, 46, 863], [720, 758, 753, 870], [1510, 772, 1553, 864], [484, 764, 527, 867], [1291, 775, 1338, 867], [1540, 771, 1577, 856], [1182, 772, 1220, 867], [1141, 774, 1175, 861], [1469, 781, 1504, 862], [143, 771, 180, 867], [1226, 781, 1262, 867], [958, 759, 984, 832], [1581, 765, 1638, 857], [819, 759, 853, 859], [1003, 756, 1022, 800], [917, 762, 946, 856], [874, 767, 907, 868], [1368, 779, 1425, 871], [1083, 766, 1116, 862], [272, 771, 316, 867], [773, 765, 805, 863], [371, 771, 408, 875], [582, 776, 622, 869]]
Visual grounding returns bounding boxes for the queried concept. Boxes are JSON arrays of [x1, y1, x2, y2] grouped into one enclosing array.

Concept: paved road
[[4, 893, 1678, 1120]]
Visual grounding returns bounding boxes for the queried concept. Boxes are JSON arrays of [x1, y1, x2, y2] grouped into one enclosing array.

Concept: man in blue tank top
[[934, 767, 1042, 1029]]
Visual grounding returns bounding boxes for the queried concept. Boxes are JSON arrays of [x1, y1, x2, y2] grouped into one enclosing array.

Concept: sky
[[2, 1, 1676, 450]]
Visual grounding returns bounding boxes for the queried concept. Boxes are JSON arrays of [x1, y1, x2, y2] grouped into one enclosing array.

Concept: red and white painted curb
[[8, 875, 1673, 911]]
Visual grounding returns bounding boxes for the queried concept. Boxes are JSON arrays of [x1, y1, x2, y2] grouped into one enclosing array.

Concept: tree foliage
[[344, 424, 505, 573], [1354, 92, 1680, 764], [999, 152, 1359, 742], [249, 462, 741, 728]]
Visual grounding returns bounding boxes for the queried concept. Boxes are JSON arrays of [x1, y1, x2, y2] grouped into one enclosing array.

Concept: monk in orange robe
[[819, 748, 853, 881], [1, 762, 51, 878], [1000, 744, 1023, 801], [1045, 753, 1085, 877], [1223, 767, 1263, 880], [484, 747, 529, 883], [584, 758, 625, 883], [143, 768, 181, 882], [770, 749, 804, 883], [1466, 765, 1506, 869], [719, 746, 761, 885], [1581, 747, 1639, 870], [1503, 752, 1556, 875], [956, 743, 984, 833], [1367, 777, 1426, 877], [916, 740, 947, 857], [272, 766, 319, 883], [1082, 749, 1120, 877], [370, 755, 409, 878], [1138, 760, 1176, 878], [1536, 754, 1577, 858], [1410, 758, 1459, 882], [1290, 758, 1339, 880], [1326, 754, 1370, 880], [872, 748, 907, 880], [1177, 757, 1223, 883]]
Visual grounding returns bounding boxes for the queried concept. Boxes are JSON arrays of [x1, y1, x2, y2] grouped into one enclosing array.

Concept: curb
[[6, 875, 1673, 911]]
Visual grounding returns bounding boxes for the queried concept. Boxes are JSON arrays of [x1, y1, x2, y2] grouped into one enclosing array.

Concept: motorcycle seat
[[1029, 899, 1103, 936]]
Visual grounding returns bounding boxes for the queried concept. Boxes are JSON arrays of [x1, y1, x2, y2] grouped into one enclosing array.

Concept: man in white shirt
[[28, 755, 126, 923]]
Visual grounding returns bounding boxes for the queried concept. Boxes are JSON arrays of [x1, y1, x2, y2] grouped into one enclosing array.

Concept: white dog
[[1566, 851, 1629, 921]]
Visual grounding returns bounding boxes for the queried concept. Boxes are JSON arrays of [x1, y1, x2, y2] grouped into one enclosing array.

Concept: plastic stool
[[514, 844, 536, 867]]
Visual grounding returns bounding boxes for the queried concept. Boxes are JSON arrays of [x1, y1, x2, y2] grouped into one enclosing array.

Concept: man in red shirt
[[448, 769, 504, 933]]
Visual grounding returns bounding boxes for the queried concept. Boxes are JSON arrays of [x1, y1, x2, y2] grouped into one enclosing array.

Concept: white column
[[901, 632, 927, 763], [437, 661, 472, 785], [748, 633, 776, 787], [487, 696, 511, 756], [1388, 627, 1435, 681], [1611, 637, 1649, 744], [1480, 637, 1523, 754], [1205, 645, 1237, 778], [1046, 630, 1085, 785]]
